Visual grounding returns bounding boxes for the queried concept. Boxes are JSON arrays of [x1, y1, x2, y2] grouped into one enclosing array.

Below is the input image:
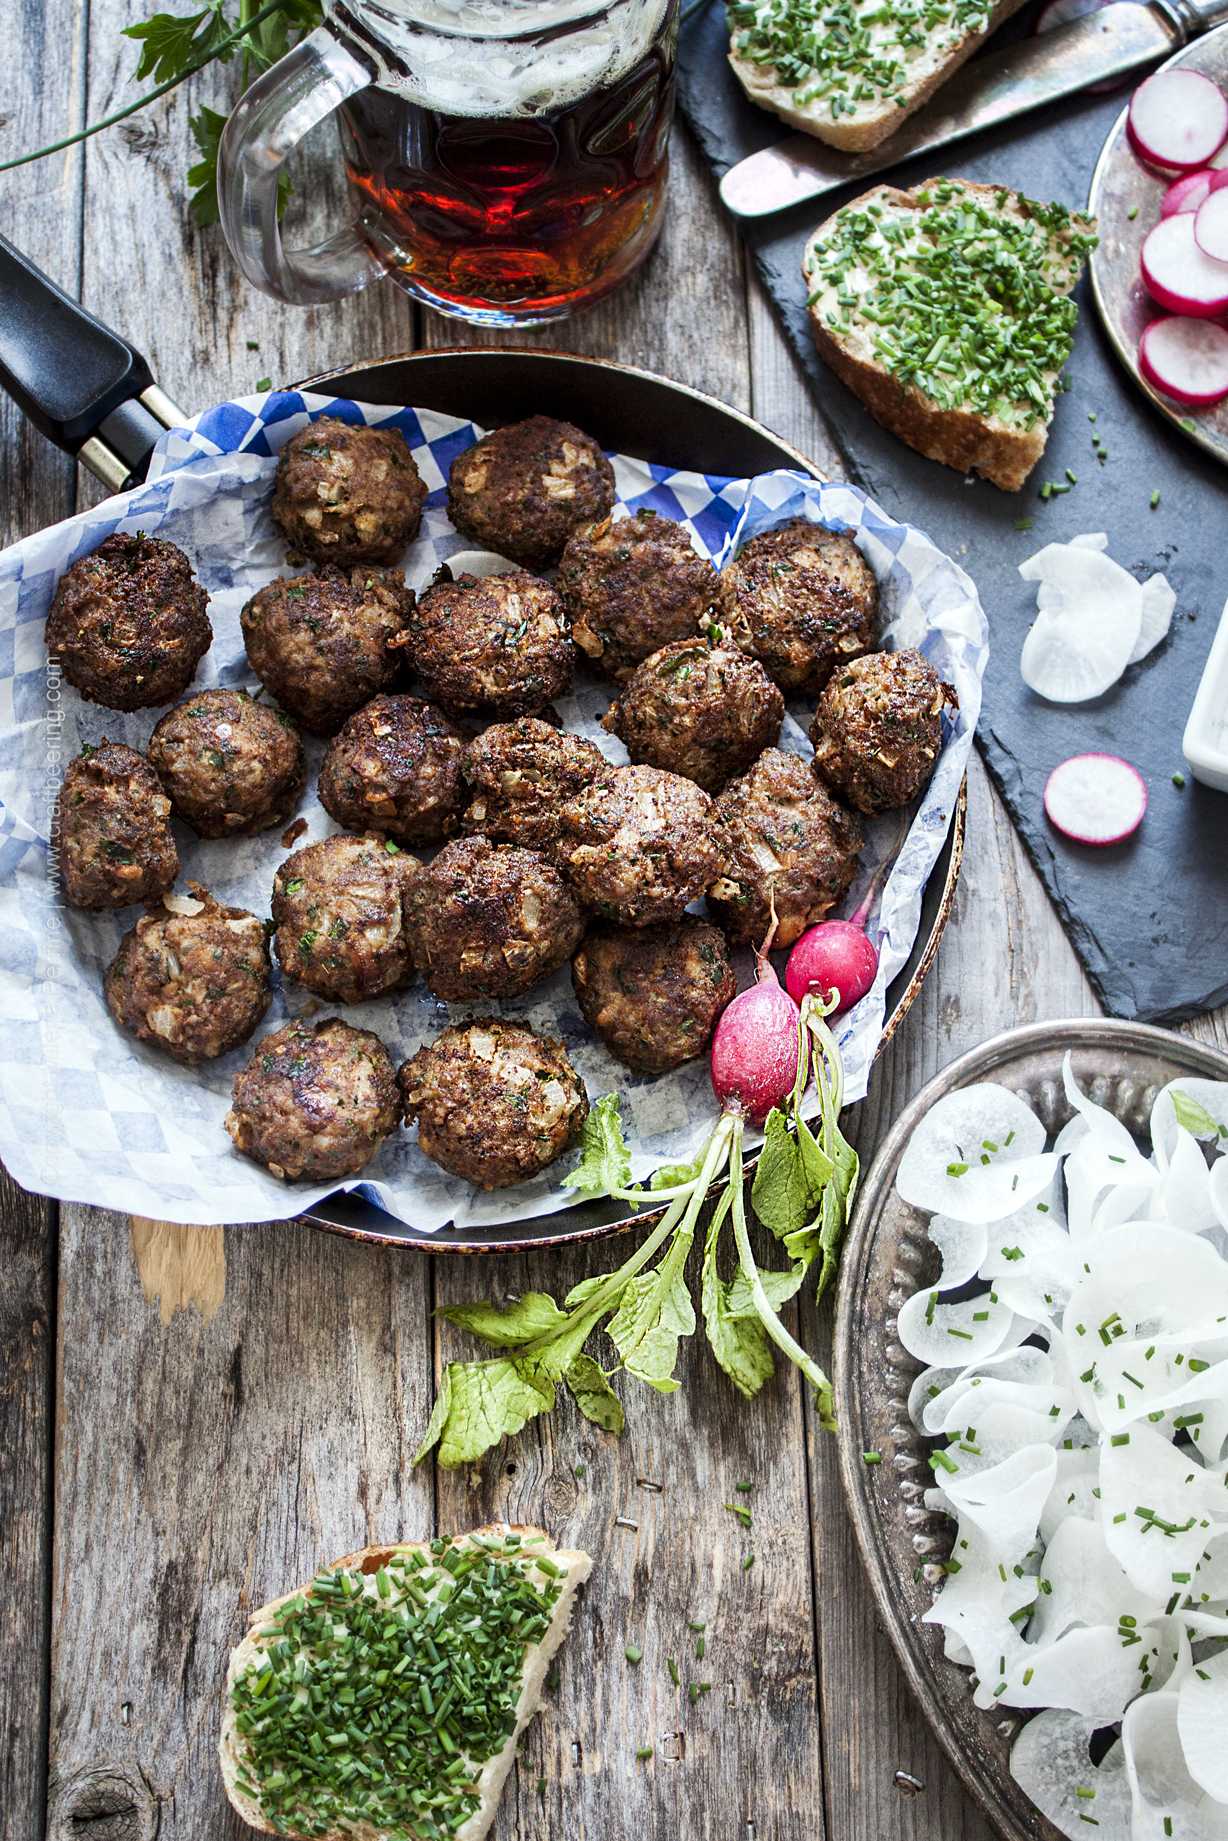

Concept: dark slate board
[[677, 4, 1228, 1022]]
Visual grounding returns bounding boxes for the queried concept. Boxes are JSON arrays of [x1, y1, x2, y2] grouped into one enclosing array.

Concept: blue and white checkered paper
[[0, 390, 986, 1229]]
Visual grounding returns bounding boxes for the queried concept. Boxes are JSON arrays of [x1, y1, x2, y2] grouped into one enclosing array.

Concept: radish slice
[[1161, 169, 1217, 217], [1034, 0, 1121, 92], [1211, 168, 1228, 191], [1140, 212, 1228, 317], [1139, 313, 1228, 406], [1195, 184, 1228, 260], [1129, 68, 1228, 173], [1044, 754, 1148, 846]]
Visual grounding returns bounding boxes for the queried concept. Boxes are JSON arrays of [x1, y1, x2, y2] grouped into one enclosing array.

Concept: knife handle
[[1156, 0, 1228, 37]]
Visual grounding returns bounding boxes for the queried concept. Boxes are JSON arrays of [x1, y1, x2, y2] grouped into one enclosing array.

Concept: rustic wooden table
[[4, 14, 1227, 1840]]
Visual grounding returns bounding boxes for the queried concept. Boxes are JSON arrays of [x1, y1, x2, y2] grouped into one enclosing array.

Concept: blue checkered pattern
[[0, 391, 987, 1228]]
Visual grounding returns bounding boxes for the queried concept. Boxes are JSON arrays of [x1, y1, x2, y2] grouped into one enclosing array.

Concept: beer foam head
[[344, 0, 672, 116]]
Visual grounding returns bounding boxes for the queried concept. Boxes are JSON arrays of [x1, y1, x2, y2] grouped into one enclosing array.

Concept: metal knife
[[719, 0, 1228, 220]]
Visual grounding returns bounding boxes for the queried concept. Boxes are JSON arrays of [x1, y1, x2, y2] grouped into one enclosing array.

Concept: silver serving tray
[[834, 1016, 1228, 1841]]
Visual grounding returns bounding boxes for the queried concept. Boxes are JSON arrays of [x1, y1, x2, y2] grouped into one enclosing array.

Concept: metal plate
[[833, 1017, 1228, 1841], [288, 349, 966, 1253], [1088, 23, 1228, 470]]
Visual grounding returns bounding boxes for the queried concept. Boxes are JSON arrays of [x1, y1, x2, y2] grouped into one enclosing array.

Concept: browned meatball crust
[[271, 417, 427, 565], [720, 520, 879, 696], [46, 533, 211, 711], [404, 836, 583, 1003], [558, 509, 728, 680], [57, 742, 178, 911], [460, 718, 605, 857], [319, 695, 465, 843], [809, 648, 957, 815], [572, 919, 736, 1075], [604, 635, 785, 793], [708, 748, 863, 948], [447, 416, 615, 568], [399, 1019, 588, 1190], [226, 1016, 400, 1182], [557, 764, 719, 928], [397, 570, 573, 718], [271, 833, 418, 1004], [240, 565, 411, 735], [104, 888, 271, 1064], [147, 687, 304, 838]]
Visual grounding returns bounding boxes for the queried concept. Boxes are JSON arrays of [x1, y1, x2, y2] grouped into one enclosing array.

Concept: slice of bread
[[802, 178, 1098, 491], [219, 1525, 592, 1841], [727, 0, 1031, 153]]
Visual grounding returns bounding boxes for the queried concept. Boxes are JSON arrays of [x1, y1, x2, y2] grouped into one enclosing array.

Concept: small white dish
[[1182, 594, 1228, 792]]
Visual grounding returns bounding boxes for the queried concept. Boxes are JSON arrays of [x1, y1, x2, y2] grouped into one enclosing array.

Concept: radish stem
[[728, 1118, 837, 1428]]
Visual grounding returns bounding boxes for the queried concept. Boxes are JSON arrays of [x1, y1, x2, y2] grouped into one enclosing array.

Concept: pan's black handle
[[0, 235, 188, 491]]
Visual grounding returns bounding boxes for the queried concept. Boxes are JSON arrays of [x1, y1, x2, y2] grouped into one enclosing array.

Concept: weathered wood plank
[[45, 1212, 435, 1840], [1, 5, 90, 1838]]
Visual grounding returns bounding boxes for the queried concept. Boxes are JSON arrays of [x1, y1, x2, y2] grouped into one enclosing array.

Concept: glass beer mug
[[217, 0, 679, 326]]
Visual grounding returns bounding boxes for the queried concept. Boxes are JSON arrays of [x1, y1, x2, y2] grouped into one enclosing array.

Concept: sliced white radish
[[1161, 169, 1217, 217], [1212, 167, 1228, 190], [1019, 545, 1143, 703], [1044, 754, 1148, 846], [1195, 183, 1228, 260], [1139, 313, 1228, 406], [1128, 67, 1228, 173], [1140, 212, 1228, 318], [1130, 572, 1176, 664]]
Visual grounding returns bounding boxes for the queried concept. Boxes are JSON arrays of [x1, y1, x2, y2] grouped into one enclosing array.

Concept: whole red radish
[[710, 915, 800, 1125], [786, 919, 879, 1014]]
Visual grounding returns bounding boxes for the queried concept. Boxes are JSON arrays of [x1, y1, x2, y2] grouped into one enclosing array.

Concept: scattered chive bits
[[227, 1534, 566, 1840], [636, 1745, 654, 1762], [625, 1644, 644, 1665]]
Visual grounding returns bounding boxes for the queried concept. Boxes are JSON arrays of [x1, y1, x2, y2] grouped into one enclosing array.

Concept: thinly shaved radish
[[1129, 67, 1228, 173], [1044, 753, 1148, 846], [1140, 211, 1228, 316], [1195, 183, 1228, 259], [1161, 169, 1217, 217], [1139, 314, 1228, 406]]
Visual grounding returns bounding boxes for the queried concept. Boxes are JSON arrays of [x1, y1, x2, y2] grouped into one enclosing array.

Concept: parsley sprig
[[413, 995, 859, 1468], [0, 0, 323, 224]]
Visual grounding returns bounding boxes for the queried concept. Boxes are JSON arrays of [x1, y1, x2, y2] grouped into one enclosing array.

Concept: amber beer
[[337, 0, 679, 324]]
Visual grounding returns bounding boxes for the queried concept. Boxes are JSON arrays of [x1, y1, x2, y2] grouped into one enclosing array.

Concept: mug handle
[[217, 26, 386, 306]]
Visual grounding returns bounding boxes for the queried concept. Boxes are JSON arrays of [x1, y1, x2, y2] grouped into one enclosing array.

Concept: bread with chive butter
[[219, 1526, 592, 1841], [803, 178, 1098, 491], [727, 0, 1031, 153]]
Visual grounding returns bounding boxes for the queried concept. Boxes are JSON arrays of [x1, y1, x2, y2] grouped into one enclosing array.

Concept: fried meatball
[[720, 519, 879, 696], [46, 533, 211, 711], [240, 565, 411, 735], [558, 509, 728, 680], [147, 687, 305, 838], [398, 569, 573, 718], [271, 417, 427, 564], [557, 764, 719, 928], [572, 919, 736, 1075], [604, 635, 785, 793], [809, 648, 957, 814], [708, 748, 863, 948], [57, 742, 177, 911], [226, 1016, 399, 1182], [271, 833, 418, 1004], [404, 836, 583, 1003], [319, 695, 465, 843], [447, 416, 615, 568], [460, 718, 605, 857], [399, 1019, 588, 1189], [104, 887, 271, 1064]]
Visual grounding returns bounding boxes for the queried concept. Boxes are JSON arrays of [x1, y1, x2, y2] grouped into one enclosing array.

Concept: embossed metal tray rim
[[833, 1017, 1228, 1841]]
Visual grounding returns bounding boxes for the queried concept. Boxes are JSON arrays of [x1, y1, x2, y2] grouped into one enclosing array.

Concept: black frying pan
[[0, 236, 965, 1253]]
